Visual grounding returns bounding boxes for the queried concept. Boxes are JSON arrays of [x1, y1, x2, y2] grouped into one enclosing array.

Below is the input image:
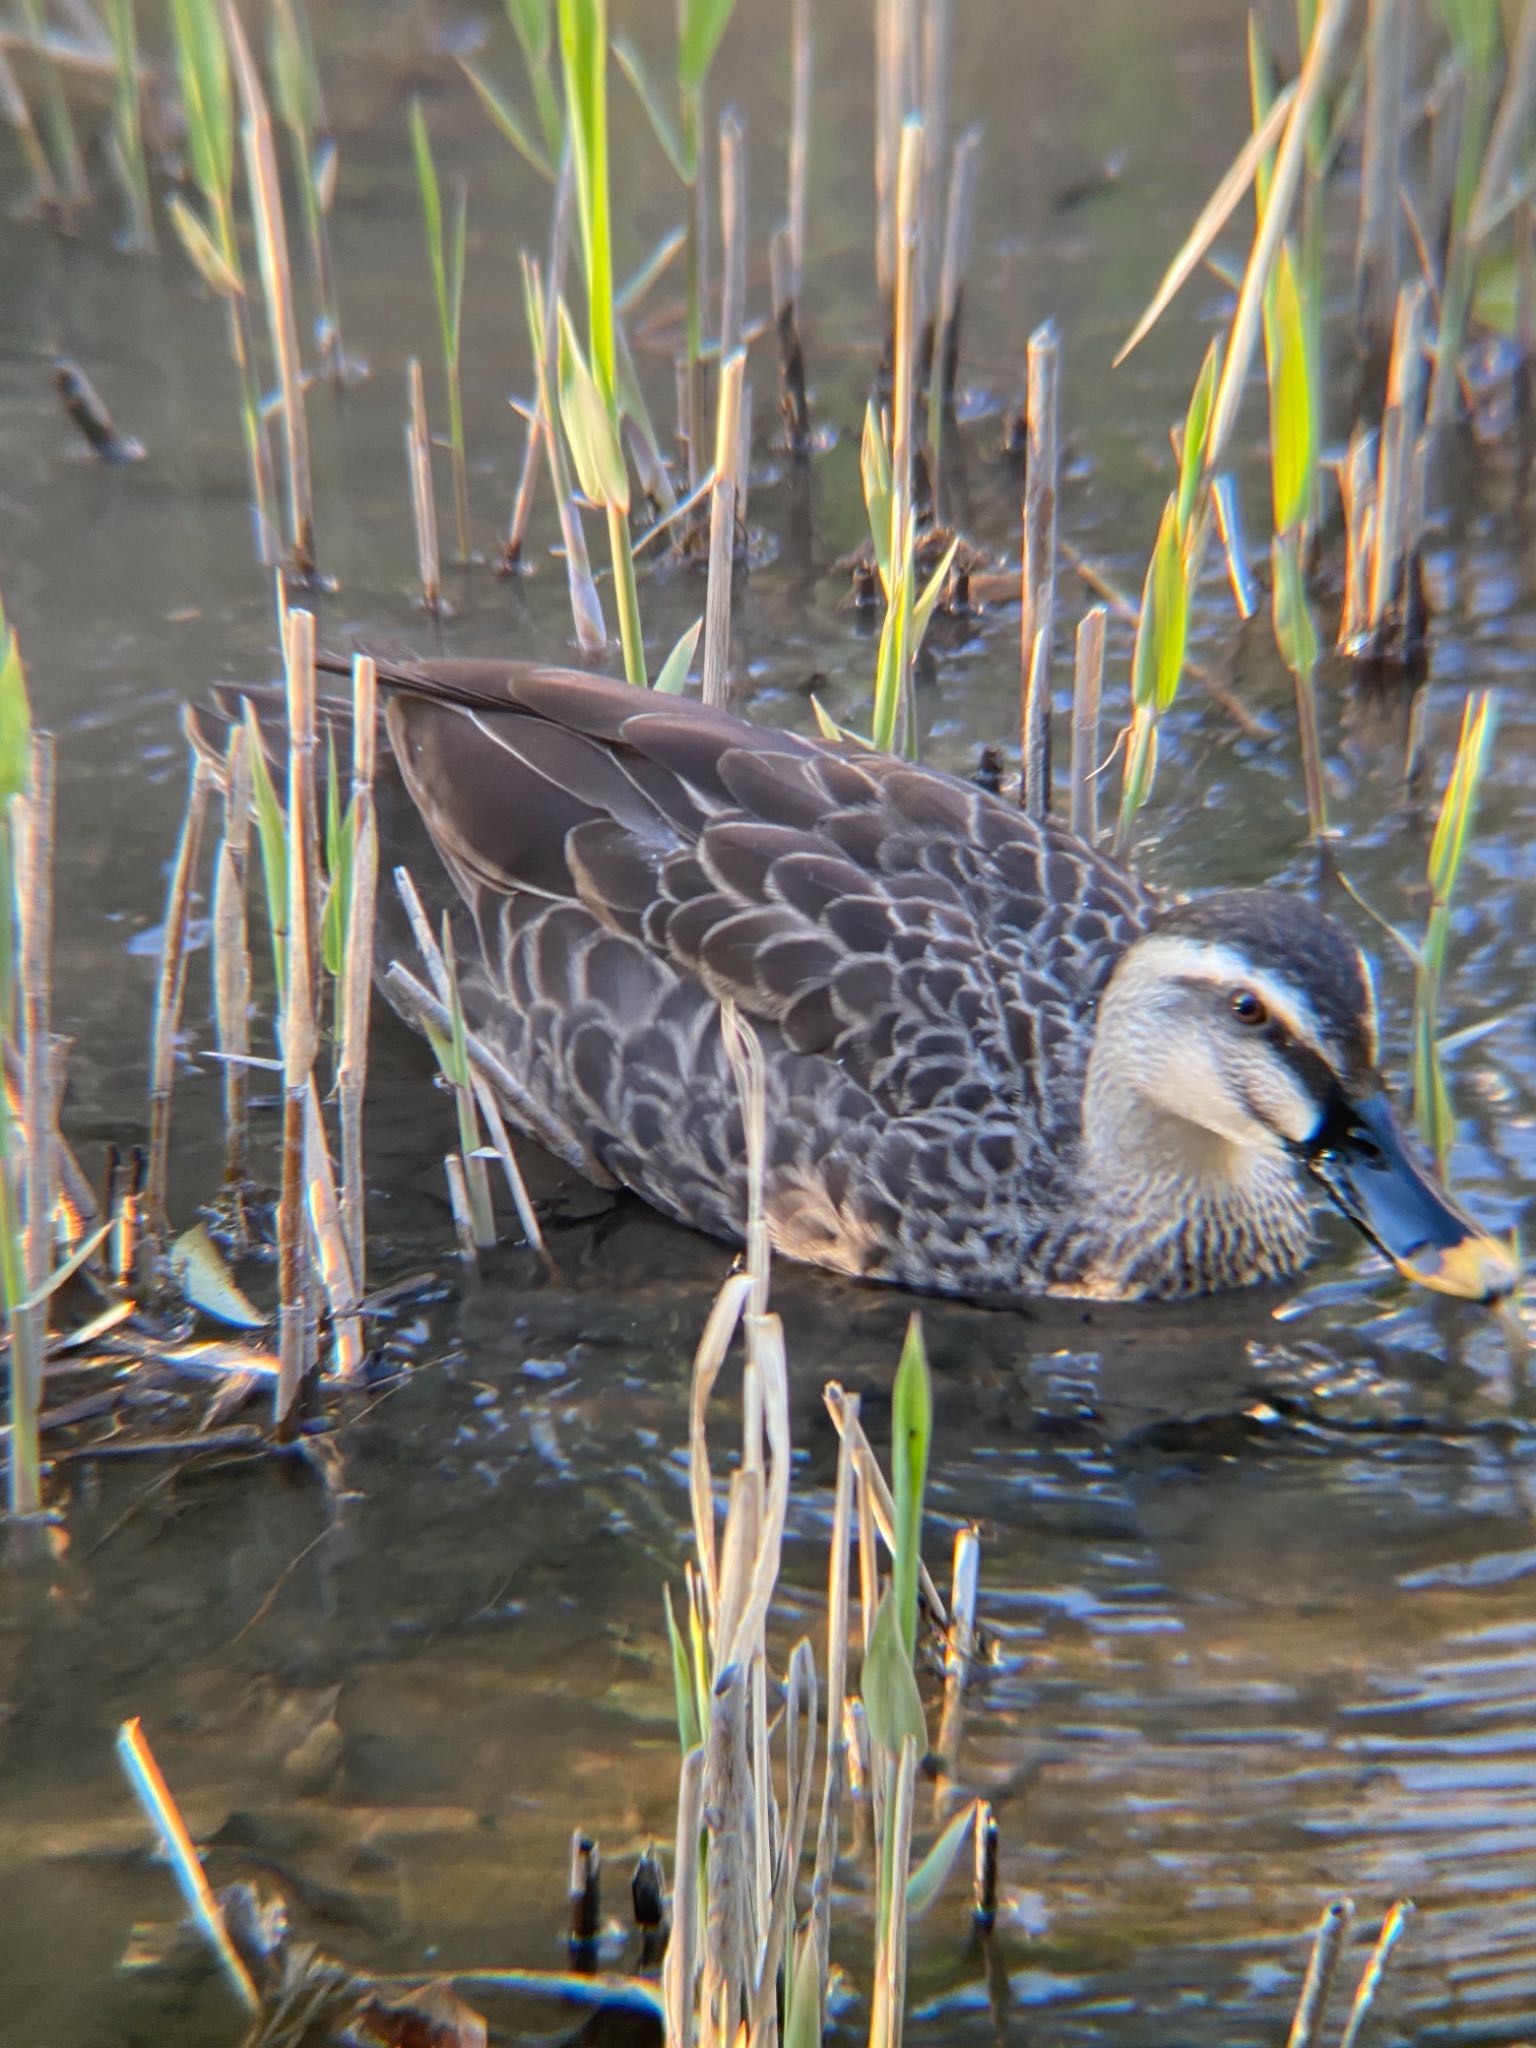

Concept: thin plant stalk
[[701, 349, 745, 708], [406, 358, 443, 615], [1415, 690, 1494, 1177], [1020, 319, 1059, 819], [212, 722, 254, 1208], [270, 0, 349, 381], [719, 109, 747, 364], [106, 0, 155, 251], [336, 654, 377, 1311], [409, 100, 471, 562], [147, 737, 216, 1240], [166, 0, 278, 563], [1069, 605, 1106, 844], [1285, 1897, 1355, 2048], [225, 0, 317, 579], [929, 124, 981, 465], [1353, 0, 1406, 373], [275, 606, 320, 1436], [18, 0, 88, 208], [0, 44, 60, 211]]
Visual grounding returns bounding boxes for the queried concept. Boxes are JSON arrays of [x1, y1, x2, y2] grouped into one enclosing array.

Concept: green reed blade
[[457, 56, 554, 179], [678, 0, 738, 93], [891, 1313, 931, 1663], [1177, 338, 1221, 534], [1264, 240, 1316, 535], [613, 34, 691, 180]]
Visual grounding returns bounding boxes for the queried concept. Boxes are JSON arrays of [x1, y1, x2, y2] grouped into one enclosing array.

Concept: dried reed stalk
[[147, 731, 216, 1241], [225, 1, 316, 579], [406, 357, 442, 615], [1020, 320, 1059, 819], [336, 655, 377, 1312], [719, 110, 747, 366], [1285, 1897, 1355, 2048], [116, 1718, 261, 2015], [212, 724, 254, 1206], [276, 606, 320, 1434], [935, 126, 980, 413], [1068, 606, 1105, 844], [701, 350, 746, 709]]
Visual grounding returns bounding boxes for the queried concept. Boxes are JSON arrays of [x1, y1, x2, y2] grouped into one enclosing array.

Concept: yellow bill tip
[[1398, 1234, 1520, 1304]]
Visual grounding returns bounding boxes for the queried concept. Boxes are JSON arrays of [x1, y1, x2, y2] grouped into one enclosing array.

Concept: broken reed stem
[[1069, 606, 1106, 844], [5, 735, 57, 1519], [336, 653, 377, 1342], [225, 1, 316, 580], [701, 349, 746, 709], [276, 607, 319, 1436], [147, 734, 215, 1243], [935, 1521, 980, 1776], [719, 109, 747, 366], [787, 0, 810, 299], [212, 723, 254, 1206], [503, 405, 543, 573], [407, 357, 443, 615], [1020, 319, 1059, 820], [1337, 1902, 1413, 2048], [116, 1718, 262, 2015], [303, 1075, 361, 1376], [1285, 1897, 1356, 2048]]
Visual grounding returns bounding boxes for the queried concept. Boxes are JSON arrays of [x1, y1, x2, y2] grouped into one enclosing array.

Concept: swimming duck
[[332, 653, 1515, 1307]]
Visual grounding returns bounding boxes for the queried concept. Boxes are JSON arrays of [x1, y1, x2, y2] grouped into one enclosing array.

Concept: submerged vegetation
[[0, 0, 1533, 2040]]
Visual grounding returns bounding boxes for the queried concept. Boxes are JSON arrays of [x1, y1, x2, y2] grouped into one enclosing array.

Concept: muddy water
[[2, 0, 1536, 2042]]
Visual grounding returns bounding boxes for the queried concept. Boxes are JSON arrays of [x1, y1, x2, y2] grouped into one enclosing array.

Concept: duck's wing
[[374, 658, 1156, 1149]]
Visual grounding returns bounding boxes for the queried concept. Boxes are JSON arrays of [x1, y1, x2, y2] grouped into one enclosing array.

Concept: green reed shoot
[[409, 100, 471, 563], [17, 0, 88, 210], [556, 0, 647, 685], [615, 0, 739, 499], [460, 0, 561, 179], [270, 0, 349, 378], [1114, 325, 1219, 854], [106, 0, 155, 251], [522, 250, 608, 652], [1429, 0, 1503, 423], [1264, 238, 1326, 838], [1415, 691, 1495, 1177], [861, 400, 956, 757], [166, 0, 277, 564]]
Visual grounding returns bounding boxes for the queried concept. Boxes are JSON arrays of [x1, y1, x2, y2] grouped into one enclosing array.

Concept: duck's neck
[[1075, 1063, 1312, 1299]]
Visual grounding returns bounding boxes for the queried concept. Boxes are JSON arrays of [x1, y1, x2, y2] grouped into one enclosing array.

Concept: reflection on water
[[0, 0, 1534, 2042]]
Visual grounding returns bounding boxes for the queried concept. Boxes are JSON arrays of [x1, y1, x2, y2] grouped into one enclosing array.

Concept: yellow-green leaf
[[1177, 337, 1221, 534], [167, 193, 244, 298], [1264, 241, 1314, 534], [1130, 496, 1188, 714], [862, 1588, 926, 1756]]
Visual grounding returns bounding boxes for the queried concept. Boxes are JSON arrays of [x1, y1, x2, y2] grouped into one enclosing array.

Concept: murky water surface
[[2, 1, 1536, 2042]]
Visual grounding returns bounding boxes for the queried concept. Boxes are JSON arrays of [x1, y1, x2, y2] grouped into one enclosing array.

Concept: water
[[2, 1, 1535, 2042]]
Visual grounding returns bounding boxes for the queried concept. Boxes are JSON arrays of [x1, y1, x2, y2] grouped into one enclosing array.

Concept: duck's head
[[1086, 889, 1517, 1303]]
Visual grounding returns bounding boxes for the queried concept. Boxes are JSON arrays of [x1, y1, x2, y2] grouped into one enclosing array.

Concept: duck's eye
[[1229, 989, 1269, 1028]]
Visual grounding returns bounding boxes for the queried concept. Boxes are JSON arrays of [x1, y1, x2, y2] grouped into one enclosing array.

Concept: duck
[[320, 652, 1516, 1308]]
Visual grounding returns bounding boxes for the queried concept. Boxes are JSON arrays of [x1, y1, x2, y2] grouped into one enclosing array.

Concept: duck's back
[[373, 659, 1158, 1298]]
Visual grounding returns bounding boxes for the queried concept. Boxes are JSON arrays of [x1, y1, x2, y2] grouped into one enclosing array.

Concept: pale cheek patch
[[1242, 1065, 1323, 1147]]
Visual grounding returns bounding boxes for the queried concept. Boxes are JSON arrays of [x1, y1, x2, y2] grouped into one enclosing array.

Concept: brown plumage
[[305, 654, 1513, 1307]]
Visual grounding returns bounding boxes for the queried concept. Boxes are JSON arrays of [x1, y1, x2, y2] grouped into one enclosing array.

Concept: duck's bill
[[1300, 1091, 1518, 1303]]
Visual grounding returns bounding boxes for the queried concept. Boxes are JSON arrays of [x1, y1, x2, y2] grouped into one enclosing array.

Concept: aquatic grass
[[1415, 690, 1495, 1178], [269, 0, 350, 380], [409, 99, 472, 565], [522, 238, 608, 652], [105, 0, 154, 252], [1428, 0, 1503, 425], [17, 0, 88, 213], [1019, 319, 1059, 819], [459, 0, 562, 178], [700, 349, 744, 708], [557, 0, 646, 685], [166, 0, 278, 566], [1264, 237, 1326, 838], [615, 0, 740, 507], [334, 654, 378, 1313]]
